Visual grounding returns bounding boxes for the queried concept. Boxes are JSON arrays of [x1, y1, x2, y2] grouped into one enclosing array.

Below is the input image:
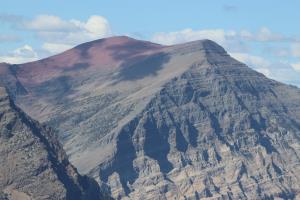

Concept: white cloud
[[264, 47, 289, 57], [25, 15, 112, 54], [239, 27, 300, 42], [254, 27, 284, 42], [24, 15, 77, 31], [230, 52, 271, 68], [239, 30, 253, 40], [291, 63, 300, 71], [84, 15, 111, 38], [291, 43, 300, 57], [32, 15, 112, 44], [230, 52, 300, 86], [151, 28, 234, 46], [151, 27, 296, 46], [229, 55, 272, 77], [0, 45, 38, 64], [268, 65, 300, 86], [42, 43, 73, 54], [255, 68, 272, 77]]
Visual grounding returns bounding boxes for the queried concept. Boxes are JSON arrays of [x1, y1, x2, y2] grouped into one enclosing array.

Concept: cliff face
[[102, 49, 300, 199], [1, 37, 300, 199], [0, 87, 106, 200]]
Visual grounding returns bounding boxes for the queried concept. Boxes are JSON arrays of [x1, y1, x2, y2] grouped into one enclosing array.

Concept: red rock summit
[[2, 36, 164, 86]]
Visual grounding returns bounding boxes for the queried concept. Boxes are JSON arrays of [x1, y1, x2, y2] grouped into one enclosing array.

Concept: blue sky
[[1, 0, 300, 86]]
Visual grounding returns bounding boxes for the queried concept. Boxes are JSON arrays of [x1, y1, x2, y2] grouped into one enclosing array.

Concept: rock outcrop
[[1, 36, 300, 199], [0, 87, 108, 200]]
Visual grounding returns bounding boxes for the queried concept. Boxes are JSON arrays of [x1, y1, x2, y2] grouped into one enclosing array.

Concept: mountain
[[0, 87, 109, 200], [1, 36, 300, 199]]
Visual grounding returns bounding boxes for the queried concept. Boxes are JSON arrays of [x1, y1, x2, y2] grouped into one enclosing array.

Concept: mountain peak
[[170, 39, 228, 56], [73, 35, 163, 52], [201, 39, 227, 52], [1, 35, 300, 199]]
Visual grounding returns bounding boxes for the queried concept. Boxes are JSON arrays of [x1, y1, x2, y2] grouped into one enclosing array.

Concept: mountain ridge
[[1, 36, 300, 199]]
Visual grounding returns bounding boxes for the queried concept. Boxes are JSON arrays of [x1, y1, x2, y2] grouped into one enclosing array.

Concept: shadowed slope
[[0, 87, 109, 200]]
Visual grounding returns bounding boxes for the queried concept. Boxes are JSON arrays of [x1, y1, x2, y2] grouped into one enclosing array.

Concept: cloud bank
[[25, 15, 112, 53], [0, 45, 38, 64]]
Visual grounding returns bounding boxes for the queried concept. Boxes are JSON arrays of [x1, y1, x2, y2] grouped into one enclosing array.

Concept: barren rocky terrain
[[1, 36, 300, 199], [0, 87, 108, 200]]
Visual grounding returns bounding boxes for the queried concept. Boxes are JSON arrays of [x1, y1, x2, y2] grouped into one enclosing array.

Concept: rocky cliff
[[1, 36, 300, 199], [0, 87, 108, 200]]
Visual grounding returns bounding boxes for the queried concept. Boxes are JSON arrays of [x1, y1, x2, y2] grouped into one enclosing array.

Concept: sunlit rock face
[[1, 36, 300, 199]]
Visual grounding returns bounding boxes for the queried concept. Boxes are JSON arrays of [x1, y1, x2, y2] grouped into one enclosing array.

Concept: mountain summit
[[1, 36, 300, 199]]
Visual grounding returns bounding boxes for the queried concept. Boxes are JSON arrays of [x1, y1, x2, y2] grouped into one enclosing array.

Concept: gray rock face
[[0, 87, 107, 200], [1, 36, 300, 199], [96, 41, 300, 199]]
